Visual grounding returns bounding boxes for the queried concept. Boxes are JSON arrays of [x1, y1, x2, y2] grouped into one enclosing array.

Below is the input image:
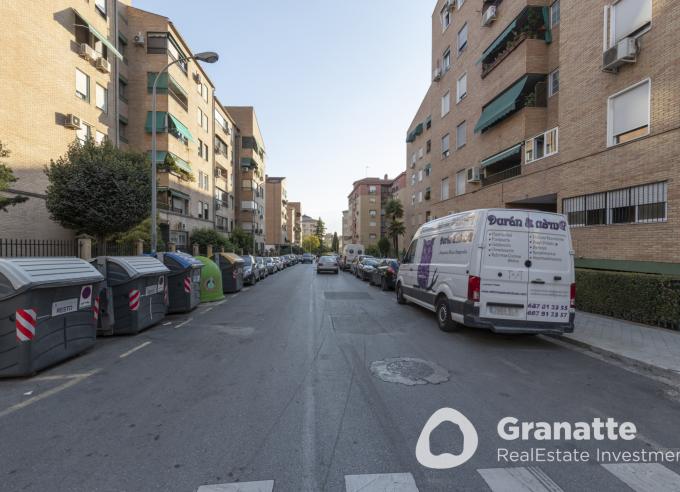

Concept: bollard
[[77, 235, 93, 260], [167, 241, 177, 252], [207, 244, 214, 258], [193, 243, 200, 256], [135, 239, 144, 256]]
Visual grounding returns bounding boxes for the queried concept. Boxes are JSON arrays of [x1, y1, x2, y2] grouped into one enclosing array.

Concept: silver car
[[316, 255, 339, 274]]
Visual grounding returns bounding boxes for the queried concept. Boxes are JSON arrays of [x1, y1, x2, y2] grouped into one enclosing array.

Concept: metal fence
[[0, 238, 78, 258], [92, 241, 137, 257]]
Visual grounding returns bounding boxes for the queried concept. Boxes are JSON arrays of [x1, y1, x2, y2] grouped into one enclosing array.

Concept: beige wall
[[265, 177, 288, 246], [288, 201, 301, 245], [347, 178, 392, 247]]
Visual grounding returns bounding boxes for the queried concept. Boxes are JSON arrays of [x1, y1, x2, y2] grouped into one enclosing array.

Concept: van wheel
[[436, 297, 459, 332], [396, 283, 406, 304]]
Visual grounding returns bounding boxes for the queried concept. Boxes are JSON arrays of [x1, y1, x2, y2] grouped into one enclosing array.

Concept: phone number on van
[[527, 304, 569, 319]]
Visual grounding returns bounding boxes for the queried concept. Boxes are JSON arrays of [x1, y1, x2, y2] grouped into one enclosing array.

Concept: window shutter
[[611, 81, 650, 137]]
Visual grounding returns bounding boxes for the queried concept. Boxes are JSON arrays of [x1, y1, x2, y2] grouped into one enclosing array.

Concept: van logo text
[[487, 215, 566, 231]]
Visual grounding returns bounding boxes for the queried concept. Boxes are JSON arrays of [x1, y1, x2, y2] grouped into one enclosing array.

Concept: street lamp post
[[151, 51, 219, 255]]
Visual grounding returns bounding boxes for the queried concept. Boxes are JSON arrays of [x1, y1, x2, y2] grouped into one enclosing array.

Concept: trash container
[[214, 253, 244, 293], [0, 257, 104, 377], [194, 256, 225, 302], [94, 256, 169, 335], [160, 252, 203, 313]]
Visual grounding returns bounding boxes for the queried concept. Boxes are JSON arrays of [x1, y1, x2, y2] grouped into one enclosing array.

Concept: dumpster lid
[[0, 257, 104, 292], [217, 252, 244, 264], [102, 256, 169, 278], [164, 252, 203, 269]]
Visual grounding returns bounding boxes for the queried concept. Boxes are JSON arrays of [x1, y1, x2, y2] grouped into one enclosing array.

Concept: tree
[[385, 198, 405, 258], [331, 232, 339, 253], [44, 140, 150, 248], [377, 236, 391, 257], [230, 226, 254, 254], [191, 228, 234, 253], [365, 245, 381, 257], [302, 235, 320, 253], [0, 141, 29, 212], [314, 218, 326, 254], [112, 217, 165, 251]]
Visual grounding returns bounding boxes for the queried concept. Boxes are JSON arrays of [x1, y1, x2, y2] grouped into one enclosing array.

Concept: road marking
[[344, 473, 419, 491], [243, 287, 250, 292], [478, 467, 563, 492], [196, 480, 274, 492], [498, 357, 531, 375], [119, 341, 151, 359], [602, 463, 680, 492], [162, 321, 172, 326], [31, 372, 100, 381], [214, 299, 227, 306], [0, 369, 100, 419], [198, 307, 213, 315], [175, 317, 193, 329]]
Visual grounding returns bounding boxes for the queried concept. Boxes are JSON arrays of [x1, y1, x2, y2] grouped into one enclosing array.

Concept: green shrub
[[576, 269, 680, 329], [190, 228, 234, 252]]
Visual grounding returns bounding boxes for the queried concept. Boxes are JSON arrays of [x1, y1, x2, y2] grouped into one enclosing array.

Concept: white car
[[396, 209, 575, 334]]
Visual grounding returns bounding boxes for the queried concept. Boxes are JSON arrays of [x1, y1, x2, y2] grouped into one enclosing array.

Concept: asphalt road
[[1, 263, 680, 492]]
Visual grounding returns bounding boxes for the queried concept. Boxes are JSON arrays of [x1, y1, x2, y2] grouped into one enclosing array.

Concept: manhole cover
[[325, 291, 371, 300], [370, 358, 449, 386]]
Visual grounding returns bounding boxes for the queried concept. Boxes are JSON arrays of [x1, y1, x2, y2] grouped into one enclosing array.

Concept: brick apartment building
[[404, 0, 679, 272], [0, 1, 268, 254], [264, 176, 288, 250], [347, 176, 394, 247]]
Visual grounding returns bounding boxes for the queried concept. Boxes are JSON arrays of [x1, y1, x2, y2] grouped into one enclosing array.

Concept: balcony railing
[[481, 165, 522, 186]]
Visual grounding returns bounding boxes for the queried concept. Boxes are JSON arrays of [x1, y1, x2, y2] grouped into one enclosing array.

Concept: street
[[1, 263, 680, 492]]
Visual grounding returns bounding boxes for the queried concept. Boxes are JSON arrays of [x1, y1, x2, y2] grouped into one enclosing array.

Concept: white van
[[396, 209, 575, 334], [341, 244, 364, 271]]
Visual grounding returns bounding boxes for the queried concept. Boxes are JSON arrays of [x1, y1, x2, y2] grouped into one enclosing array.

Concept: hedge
[[576, 269, 680, 330]]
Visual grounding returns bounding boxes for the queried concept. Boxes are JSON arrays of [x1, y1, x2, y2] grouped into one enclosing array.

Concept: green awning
[[168, 114, 194, 143], [481, 144, 522, 168], [406, 130, 416, 143], [542, 6, 552, 43], [157, 186, 190, 200], [72, 8, 124, 60], [415, 123, 424, 136], [474, 76, 528, 133], [149, 151, 192, 173], [240, 157, 259, 168], [147, 72, 169, 92], [476, 19, 518, 64], [145, 111, 168, 132], [118, 114, 128, 124]]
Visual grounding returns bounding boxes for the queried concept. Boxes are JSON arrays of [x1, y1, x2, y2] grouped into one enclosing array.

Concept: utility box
[[160, 252, 203, 313], [94, 256, 169, 335], [195, 256, 224, 302], [214, 253, 244, 293], [0, 257, 104, 377]]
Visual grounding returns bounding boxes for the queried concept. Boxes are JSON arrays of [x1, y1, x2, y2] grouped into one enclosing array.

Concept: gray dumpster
[[94, 256, 169, 335], [160, 252, 202, 314], [0, 257, 104, 377], [214, 253, 244, 293]]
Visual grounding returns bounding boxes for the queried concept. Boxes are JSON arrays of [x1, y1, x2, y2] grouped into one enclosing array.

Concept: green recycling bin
[[195, 256, 224, 302]]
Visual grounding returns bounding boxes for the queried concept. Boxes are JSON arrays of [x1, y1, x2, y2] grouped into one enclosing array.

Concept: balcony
[[480, 143, 522, 187], [479, 6, 552, 79]]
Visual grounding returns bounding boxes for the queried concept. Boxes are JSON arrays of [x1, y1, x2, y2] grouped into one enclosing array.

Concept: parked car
[[241, 255, 258, 285], [255, 257, 268, 279], [301, 253, 314, 264], [396, 209, 576, 334], [369, 259, 400, 290], [274, 257, 283, 271], [265, 257, 276, 274], [357, 258, 380, 281], [317, 255, 339, 274], [351, 255, 373, 276]]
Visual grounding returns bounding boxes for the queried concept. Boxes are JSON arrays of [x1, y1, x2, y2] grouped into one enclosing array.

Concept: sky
[[135, 0, 433, 234]]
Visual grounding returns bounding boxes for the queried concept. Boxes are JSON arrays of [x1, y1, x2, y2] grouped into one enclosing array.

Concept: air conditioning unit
[[79, 43, 96, 61], [602, 37, 638, 72], [95, 57, 111, 73], [133, 32, 145, 45], [64, 114, 81, 129], [482, 5, 497, 26], [433, 67, 442, 82], [467, 166, 481, 183]]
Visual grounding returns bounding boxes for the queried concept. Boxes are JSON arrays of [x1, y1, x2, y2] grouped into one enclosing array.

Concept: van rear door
[[479, 211, 530, 321], [526, 212, 572, 323]]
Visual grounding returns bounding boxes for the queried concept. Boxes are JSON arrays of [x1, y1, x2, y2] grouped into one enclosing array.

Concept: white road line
[[0, 369, 100, 419], [214, 299, 227, 305], [162, 321, 172, 326], [196, 480, 274, 492], [602, 463, 680, 492], [345, 473, 419, 492], [478, 467, 563, 492], [31, 372, 99, 381], [198, 307, 213, 315], [119, 341, 151, 359], [243, 287, 250, 292], [498, 357, 531, 376], [175, 317, 193, 329]]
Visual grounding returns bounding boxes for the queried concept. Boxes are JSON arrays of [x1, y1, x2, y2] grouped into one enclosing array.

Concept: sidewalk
[[559, 311, 680, 376]]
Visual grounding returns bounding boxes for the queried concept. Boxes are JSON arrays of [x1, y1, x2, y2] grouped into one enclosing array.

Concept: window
[[525, 128, 559, 163], [147, 33, 187, 72], [608, 79, 650, 146], [411, 153, 417, 166], [441, 178, 450, 200], [119, 119, 128, 142], [95, 130, 106, 145], [75, 69, 89, 101], [369, 197, 376, 203], [418, 191, 423, 203], [456, 170, 466, 196], [369, 234, 377, 240], [418, 170, 423, 182], [369, 209, 377, 217], [95, 84, 107, 112], [457, 73, 467, 102], [202, 84, 209, 102], [369, 221, 377, 227], [426, 140, 431, 153], [441, 4, 451, 31], [426, 117, 432, 130], [441, 91, 450, 117], [95, 0, 107, 17], [457, 23, 468, 55], [411, 194, 416, 205], [563, 182, 666, 227], [198, 139, 204, 158], [197, 201, 209, 220], [203, 142, 209, 161], [610, 0, 651, 44], [425, 211, 431, 222], [425, 187, 431, 201], [76, 121, 91, 144], [411, 174, 416, 186], [418, 147, 424, 159], [443, 48, 451, 72], [425, 164, 432, 177], [197, 108, 203, 127], [119, 77, 128, 102], [441, 134, 450, 157], [369, 185, 377, 194], [215, 136, 228, 157], [548, 69, 560, 97], [456, 121, 467, 148], [550, 1, 560, 27]]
